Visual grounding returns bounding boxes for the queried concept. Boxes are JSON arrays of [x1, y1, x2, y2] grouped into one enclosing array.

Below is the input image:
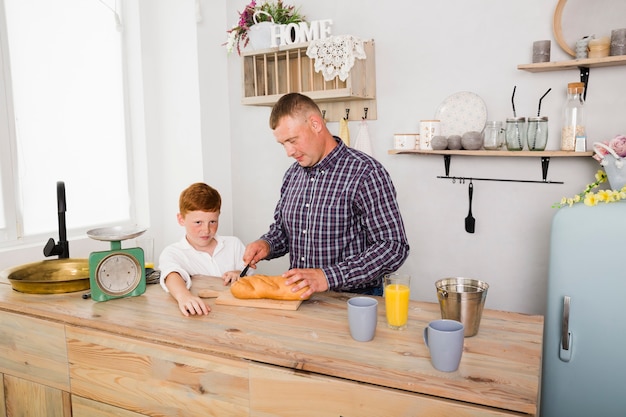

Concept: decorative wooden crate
[[241, 40, 377, 122]]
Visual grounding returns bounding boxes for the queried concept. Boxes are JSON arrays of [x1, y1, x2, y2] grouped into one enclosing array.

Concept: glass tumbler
[[483, 121, 505, 150], [505, 117, 527, 151], [384, 273, 411, 330], [527, 116, 548, 151]]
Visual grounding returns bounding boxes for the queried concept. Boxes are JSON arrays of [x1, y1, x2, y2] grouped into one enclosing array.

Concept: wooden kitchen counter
[[0, 275, 543, 416]]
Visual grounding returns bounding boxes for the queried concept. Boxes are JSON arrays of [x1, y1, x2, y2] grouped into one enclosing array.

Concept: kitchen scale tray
[[87, 226, 147, 242]]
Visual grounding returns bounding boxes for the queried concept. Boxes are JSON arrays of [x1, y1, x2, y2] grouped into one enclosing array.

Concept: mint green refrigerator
[[541, 202, 626, 417]]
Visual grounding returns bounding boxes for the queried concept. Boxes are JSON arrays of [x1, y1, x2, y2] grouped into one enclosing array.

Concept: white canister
[[420, 120, 441, 150], [393, 133, 419, 150]]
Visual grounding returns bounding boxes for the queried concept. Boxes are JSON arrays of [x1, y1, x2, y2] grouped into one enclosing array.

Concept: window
[[0, 0, 133, 247]]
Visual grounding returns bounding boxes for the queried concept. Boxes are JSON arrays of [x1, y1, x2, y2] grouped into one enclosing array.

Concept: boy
[[159, 182, 247, 316]]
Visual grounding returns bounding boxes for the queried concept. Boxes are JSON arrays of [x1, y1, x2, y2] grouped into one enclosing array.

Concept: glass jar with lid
[[561, 82, 585, 151], [527, 116, 548, 151], [506, 117, 527, 151], [483, 121, 505, 150]]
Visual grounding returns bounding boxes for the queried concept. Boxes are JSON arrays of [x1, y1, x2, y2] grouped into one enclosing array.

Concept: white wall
[[196, 1, 234, 234], [140, 0, 235, 254], [136, 0, 204, 254]]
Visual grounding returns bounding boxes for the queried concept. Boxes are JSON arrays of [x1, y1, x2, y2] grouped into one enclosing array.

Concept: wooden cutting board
[[199, 289, 303, 311]]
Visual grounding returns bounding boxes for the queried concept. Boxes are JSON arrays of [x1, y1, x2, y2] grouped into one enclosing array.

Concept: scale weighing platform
[[87, 226, 147, 302]]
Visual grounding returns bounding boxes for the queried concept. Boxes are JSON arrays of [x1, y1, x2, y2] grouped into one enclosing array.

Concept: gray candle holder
[[610, 28, 626, 56], [532, 40, 551, 63]]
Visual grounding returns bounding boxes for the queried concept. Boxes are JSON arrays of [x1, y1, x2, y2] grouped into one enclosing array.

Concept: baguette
[[230, 274, 310, 301]]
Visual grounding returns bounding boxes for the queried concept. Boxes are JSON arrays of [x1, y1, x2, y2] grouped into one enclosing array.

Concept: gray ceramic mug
[[423, 319, 464, 372], [347, 297, 378, 342]]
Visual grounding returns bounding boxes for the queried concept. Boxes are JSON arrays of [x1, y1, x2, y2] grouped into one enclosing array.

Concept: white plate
[[434, 91, 488, 137], [87, 226, 147, 242]]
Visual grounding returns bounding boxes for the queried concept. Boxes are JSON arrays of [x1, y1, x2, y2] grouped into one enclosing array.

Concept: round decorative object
[[431, 136, 448, 150], [434, 92, 487, 137], [447, 135, 462, 150], [553, 0, 575, 57], [461, 131, 484, 150]]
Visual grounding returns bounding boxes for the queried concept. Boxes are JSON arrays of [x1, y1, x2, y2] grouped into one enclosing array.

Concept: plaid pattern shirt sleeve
[[261, 139, 409, 291]]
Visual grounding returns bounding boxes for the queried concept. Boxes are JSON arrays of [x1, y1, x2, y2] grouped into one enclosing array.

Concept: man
[[243, 93, 409, 299]]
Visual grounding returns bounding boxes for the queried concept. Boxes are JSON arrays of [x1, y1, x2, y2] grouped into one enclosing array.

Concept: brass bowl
[[1, 258, 90, 294]]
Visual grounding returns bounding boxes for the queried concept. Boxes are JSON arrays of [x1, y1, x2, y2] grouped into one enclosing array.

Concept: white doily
[[306, 35, 366, 82]]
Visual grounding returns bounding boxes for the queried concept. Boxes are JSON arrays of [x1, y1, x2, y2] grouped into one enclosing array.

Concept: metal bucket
[[435, 277, 489, 337]]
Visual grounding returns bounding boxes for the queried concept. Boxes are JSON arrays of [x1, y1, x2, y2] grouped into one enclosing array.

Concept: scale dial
[[95, 252, 142, 296]]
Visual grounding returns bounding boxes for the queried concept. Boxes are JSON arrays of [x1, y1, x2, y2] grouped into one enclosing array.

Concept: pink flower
[[609, 134, 626, 157]]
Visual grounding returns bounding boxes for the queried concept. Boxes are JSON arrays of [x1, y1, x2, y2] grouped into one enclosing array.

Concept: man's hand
[[284, 268, 328, 299]]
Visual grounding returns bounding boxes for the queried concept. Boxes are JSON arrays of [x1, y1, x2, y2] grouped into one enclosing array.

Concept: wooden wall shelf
[[388, 149, 593, 157], [518, 55, 626, 100], [517, 55, 626, 72], [241, 41, 377, 122]]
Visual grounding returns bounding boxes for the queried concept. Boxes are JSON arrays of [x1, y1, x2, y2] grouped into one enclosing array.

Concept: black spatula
[[465, 181, 475, 233]]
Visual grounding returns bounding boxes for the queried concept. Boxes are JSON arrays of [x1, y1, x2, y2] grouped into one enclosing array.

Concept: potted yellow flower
[[553, 135, 626, 208], [225, 1, 305, 55]]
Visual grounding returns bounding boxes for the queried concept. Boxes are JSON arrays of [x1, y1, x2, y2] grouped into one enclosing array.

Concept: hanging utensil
[[465, 181, 475, 233]]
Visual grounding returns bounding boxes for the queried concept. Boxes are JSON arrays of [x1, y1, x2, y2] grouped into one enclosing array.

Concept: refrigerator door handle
[[561, 295, 570, 351], [559, 295, 573, 362]]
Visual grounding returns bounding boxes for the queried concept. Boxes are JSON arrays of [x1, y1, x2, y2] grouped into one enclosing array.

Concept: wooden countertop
[[0, 275, 543, 415]]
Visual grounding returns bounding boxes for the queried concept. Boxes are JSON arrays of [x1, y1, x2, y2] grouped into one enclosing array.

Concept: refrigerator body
[[541, 202, 626, 417]]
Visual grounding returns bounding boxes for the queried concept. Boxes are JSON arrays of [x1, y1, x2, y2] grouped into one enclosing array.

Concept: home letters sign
[[270, 19, 333, 47]]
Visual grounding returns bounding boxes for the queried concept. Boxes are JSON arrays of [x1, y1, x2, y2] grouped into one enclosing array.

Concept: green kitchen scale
[[87, 226, 147, 302]]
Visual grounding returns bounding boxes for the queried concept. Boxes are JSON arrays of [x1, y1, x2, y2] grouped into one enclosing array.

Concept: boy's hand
[[222, 270, 241, 285], [176, 293, 210, 317]]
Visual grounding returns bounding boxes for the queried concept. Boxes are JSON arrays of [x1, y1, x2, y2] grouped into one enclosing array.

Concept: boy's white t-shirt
[[158, 234, 247, 292]]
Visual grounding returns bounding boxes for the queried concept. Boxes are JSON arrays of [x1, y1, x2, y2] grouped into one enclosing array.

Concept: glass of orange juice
[[137, 237, 155, 269], [384, 273, 411, 330]]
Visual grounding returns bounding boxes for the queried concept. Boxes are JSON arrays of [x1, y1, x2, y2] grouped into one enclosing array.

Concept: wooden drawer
[[3, 374, 71, 417], [66, 326, 250, 416], [0, 374, 5, 417], [0, 311, 69, 390], [249, 363, 518, 417]]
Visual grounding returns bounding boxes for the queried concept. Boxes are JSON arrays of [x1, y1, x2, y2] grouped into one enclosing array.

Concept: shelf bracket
[[541, 156, 550, 182], [443, 155, 451, 176], [578, 66, 590, 101]]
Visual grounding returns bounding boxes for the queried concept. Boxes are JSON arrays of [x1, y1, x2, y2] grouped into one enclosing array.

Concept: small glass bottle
[[527, 116, 548, 151], [560, 82, 585, 151], [506, 117, 527, 151], [483, 121, 505, 150]]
